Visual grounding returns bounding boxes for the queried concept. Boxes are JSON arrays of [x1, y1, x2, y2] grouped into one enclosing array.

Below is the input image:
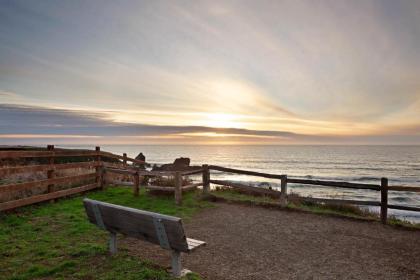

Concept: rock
[[134, 152, 146, 169], [173, 157, 190, 167], [152, 157, 201, 172], [135, 152, 146, 162], [258, 182, 272, 190]]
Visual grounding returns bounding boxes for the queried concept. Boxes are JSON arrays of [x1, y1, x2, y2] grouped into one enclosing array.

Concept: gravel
[[123, 202, 420, 280]]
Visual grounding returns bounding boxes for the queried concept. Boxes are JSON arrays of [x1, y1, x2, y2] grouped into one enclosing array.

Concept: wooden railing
[[0, 145, 145, 211], [205, 165, 420, 224], [1, 146, 419, 225], [104, 167, 204, 204]]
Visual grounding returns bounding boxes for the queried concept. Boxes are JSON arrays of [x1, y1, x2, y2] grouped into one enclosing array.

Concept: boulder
[[135, 152, 146, 162], [134, 152, 146, 169], [152, 157, 200, 172], [173, 157, 190, 168]]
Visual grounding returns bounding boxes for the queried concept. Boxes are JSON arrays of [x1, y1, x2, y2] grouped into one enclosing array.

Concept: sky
[[1, 0, 420, 145]]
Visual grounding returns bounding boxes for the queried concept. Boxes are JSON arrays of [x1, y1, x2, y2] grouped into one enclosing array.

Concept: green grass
[[210, 188, 420, 229], [0, 187, 211, 280]]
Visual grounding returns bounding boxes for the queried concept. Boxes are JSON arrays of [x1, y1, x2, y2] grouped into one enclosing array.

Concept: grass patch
[[0, 186, 212, 280], [210, 188, 420, 229]]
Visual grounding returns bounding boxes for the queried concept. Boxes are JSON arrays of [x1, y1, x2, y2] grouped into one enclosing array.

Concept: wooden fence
[[204, 165, 420, 224], [104, 167, 203, 204], [1, 146, 419, 225], [0, 145, 145, 211]]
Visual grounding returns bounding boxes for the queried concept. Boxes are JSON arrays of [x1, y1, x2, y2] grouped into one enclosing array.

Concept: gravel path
[[123, 203, 420, 280]]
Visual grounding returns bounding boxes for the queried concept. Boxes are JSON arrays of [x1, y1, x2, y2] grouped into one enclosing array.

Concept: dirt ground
[[123, 203, 420, 280]]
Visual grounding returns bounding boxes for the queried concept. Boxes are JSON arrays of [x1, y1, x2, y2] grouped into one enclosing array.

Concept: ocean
[[62, 145, 420, 223]]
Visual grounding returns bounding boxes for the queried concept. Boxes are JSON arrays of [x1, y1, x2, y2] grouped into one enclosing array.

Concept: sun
[[203, 113, 240, 128]]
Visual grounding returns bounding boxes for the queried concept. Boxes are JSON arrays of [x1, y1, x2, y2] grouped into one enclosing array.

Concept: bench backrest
[[83, 198, 189, 252]]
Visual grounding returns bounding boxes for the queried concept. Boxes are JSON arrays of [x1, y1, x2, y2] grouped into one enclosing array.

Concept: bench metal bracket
[[153, 217, 170, 249], [109, 232, 117, 254]]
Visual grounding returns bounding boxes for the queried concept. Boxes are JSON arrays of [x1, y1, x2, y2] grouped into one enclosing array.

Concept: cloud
[[1, 1, 420, 143], [0, 104, 419, 145], [0, 104, 296, 138], [0, 90, 20, 100]]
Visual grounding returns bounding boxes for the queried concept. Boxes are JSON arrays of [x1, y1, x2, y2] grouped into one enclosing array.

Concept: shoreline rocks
[[152, 157, 201, 172]]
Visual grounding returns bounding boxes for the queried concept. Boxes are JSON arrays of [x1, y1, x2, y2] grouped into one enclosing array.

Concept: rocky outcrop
[[152, 157, 201, 172], [173, 157, 190, 167], [135, 152, 146, 162], [134, 152, 146, 169]]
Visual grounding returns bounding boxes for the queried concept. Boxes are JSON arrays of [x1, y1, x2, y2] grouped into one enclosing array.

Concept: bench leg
[[171, 250, 191, 278], [109, 232, 117, 255]]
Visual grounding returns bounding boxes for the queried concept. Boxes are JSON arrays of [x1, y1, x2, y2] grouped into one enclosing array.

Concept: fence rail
[[0, 182, 99, 211], [0, 173, 96, 193], [210, 179, 281, 198], [209, 165, 284, 179], [0, 162, 101, 176], [286, 178, 380, 190]]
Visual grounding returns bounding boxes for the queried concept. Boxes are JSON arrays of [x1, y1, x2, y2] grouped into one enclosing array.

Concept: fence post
[[381, 177, 388, 224], [47, 145, 55, 202], [95, 146, 103, 189], [134, 171, 140, 197], [202, 164, 210, 194], [174, 172, 182, 205], [280, 175, 288, 207], [123, 153, 127, 167]]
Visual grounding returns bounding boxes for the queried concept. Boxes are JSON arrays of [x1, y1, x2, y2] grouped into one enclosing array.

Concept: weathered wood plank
[[209, 165, 285, 180], [104, 167, 175, 177], [181, 169, 203, 176], [387, 204, 420, 212], [83, 199, 190, 252], [99, 151, 145, 165], [105, 168, 137, 176], [47, 145, 55, 195], [202, 164, 210, 194], [210, 179, 281, 198], [0, 150, 98, 158], [0, 161, 100, 176], [145, 183, 200, 192], [0, 173, 96, 193], [280, 175, 287, 207], [133, 172, 140, 197], [287, 178, 381, 190], [102, 162, 127, 169], [146, 185, 174, 191], [137, 170, 176, 177], [388, 185, 420, 192], [380, 178, 388, 224], [300, 197, 381, 206], [0, 183, 99, 211], [182, 182, 202, 191], [174, 172, 182, 205]]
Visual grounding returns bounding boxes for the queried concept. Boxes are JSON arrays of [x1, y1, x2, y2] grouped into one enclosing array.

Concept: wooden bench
[[83, 198, 206, 277]]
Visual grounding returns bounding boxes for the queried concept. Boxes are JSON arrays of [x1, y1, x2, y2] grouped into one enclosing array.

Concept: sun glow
[[202, 113, 242, 128]]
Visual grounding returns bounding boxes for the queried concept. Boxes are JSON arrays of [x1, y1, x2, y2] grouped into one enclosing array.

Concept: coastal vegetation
[[1, 184, 419, 279], [0, 147, 419, 279], [0, 187, 209, 280]]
